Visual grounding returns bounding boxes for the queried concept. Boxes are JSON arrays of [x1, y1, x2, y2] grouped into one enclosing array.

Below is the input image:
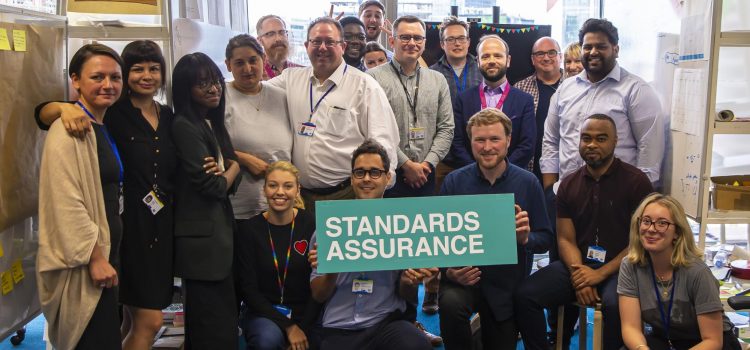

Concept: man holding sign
[[438, 108, 552, 350], [308, 140, 434, 350]]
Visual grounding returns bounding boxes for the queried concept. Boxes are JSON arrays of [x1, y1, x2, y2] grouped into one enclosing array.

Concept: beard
[[582, 151, 614, 169], [480, 65, 507, 83], [267, 42, 289, 63]]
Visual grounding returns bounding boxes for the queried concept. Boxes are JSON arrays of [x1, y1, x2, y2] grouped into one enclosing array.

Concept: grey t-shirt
[[617, 256, 733, 340]]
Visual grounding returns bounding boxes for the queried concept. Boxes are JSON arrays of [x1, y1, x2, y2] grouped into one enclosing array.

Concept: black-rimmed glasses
[[352, 168, 386, 179], [638, 217, 674, 233]]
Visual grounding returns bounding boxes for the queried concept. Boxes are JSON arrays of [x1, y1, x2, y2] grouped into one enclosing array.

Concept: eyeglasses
[[532, 49, 560, 59], [260, 29, 288, 39], [308, 39, 344, 48], [443, 36, 468, 44], [395, 34, 425, 43], [638, 217, 674, 233], [196, 80, 222, 92], [352, 168, 386, 179], [344, 33, 367, 42]]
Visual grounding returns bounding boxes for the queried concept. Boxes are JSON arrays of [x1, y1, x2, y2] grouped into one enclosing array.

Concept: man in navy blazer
[[448, 34, 536, 169]]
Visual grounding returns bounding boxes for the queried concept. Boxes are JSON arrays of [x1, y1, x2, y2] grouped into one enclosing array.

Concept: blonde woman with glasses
[[618, 193, 740, 350]]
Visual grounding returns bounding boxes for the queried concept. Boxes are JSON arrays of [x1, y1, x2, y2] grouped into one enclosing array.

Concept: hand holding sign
[[447, 266, 481, 286], [515, 205, 530, 245], [308, 243, 319, 269], [401, 267, 438, 286]]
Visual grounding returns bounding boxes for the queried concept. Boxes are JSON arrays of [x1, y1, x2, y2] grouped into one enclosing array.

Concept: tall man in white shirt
[[266, 17, 400, 213], [540, 18, 663, 189]]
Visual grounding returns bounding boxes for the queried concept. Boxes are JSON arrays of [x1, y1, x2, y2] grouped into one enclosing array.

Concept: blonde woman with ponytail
[[235, 161, 317, 350]]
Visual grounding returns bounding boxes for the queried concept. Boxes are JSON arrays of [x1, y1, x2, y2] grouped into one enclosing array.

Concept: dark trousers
[[385, 165, 436, 198], [515, 260, 622, 350], [316, 319, 431, 350], [76, 287, 121, 350], [184, 275, 238, 350], [439, 282, 518, 350]]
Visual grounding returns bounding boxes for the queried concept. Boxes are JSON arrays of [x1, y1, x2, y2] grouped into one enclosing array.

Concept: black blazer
[[171, 114, 240, 281]]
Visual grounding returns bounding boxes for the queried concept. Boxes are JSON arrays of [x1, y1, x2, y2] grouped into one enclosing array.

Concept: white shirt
[[267, 60, 400, 189], [225, 82, 292, 219], [540, 64, 664, 186]]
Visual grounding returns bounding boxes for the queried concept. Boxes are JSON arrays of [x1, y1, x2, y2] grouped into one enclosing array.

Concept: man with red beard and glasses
[[265, 17, 399, 214], [449, 35, 536, 171], [438, 108, 552, 350], [516, 114, 653, 350], [257, 15, 303, 80]]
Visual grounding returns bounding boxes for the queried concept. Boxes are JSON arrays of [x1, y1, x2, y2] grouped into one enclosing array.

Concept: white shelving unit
[[692, 0, 750, 247]]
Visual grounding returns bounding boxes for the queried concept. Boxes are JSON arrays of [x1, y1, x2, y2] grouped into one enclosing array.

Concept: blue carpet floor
[[2, 285, 595, 349]]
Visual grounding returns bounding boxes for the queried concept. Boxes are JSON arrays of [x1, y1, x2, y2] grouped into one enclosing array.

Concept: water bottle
[[714, 251, 728, 268]]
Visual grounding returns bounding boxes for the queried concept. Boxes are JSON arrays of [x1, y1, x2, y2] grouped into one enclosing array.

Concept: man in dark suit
[[447, 34, 536, 170]]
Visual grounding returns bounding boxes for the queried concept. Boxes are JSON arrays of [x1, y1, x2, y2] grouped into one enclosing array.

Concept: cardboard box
[[711, 175, 750, 211]]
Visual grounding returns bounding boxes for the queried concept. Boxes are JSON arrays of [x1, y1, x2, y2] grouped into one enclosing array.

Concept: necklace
[[247, 88, 264, 111], [657, 275, 672, 298]]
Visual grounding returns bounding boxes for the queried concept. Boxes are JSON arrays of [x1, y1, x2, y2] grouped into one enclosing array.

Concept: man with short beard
[[340, 16, 367, 71], [256, 15, 302, 80], [438, 108, 552, 350], [450, 34, 536, 170], [540, 18, 663, 190], [358, 0, 393, 60], [515, 114, 653, 350]]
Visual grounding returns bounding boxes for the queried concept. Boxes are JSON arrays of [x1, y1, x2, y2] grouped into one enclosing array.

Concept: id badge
[[352, 279, 374, 294], [143, 190, 165, 215], [409, 127, 426, 140], [586, 246, 607, 263], [298, 122, 316, 137], [273, 304, 292, 319]]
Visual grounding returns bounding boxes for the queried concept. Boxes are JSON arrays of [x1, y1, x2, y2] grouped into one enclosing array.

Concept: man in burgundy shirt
[[515, 114, 653, 350]]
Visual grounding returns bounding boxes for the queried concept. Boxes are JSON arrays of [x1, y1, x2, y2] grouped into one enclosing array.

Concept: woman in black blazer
[[171, 52, 241, 349]]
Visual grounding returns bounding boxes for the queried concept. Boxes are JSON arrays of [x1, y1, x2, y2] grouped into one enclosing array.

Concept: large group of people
[[33, 4, 740, 350]]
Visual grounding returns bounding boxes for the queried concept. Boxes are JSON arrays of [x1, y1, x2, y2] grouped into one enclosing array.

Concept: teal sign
[[315, 194, 518, 273]]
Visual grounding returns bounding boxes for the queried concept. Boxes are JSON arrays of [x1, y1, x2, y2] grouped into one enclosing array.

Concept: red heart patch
[[294, 240, 308, 255]]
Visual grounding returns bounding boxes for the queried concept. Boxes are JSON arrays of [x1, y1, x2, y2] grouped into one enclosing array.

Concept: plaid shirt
[[263, 60, 303, 80], [429, 54, 483, 102]]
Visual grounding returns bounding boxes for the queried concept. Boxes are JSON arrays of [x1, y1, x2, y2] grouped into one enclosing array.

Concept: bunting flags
[[427, 23, 540, 34], [478, 24, 539, 34]]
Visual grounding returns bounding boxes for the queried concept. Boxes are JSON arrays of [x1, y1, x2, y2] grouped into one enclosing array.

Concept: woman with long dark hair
[[37, 43, 124, 350], [171, 52, 241, 348], [36, 40, 179, 350]]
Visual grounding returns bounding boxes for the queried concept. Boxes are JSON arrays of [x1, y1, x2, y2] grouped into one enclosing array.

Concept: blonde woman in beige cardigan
[[37, 44, 124, 350]]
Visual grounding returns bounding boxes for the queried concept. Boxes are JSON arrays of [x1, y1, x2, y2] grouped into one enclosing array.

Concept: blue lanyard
[[452, 68, 467, 93], [309, 64, 347, 122], [76, 101, 124, 188], [650, 265, 676, 349]]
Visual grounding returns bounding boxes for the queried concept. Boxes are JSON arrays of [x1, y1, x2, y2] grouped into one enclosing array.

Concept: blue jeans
[[242, 315, 286, 350]]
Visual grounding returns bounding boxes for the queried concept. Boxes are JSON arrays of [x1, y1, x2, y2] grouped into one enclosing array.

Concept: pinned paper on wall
[[0, 241, 4, 258], [12, 30, 26, 52], [10, 260, 24, 283], [671, 68, 707, 136], [0, 29, 10, 51], [0, 271, 12, 295]]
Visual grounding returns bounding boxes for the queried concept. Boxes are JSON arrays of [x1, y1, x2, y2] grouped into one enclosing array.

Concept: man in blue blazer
[[448, 34, 536, 169]]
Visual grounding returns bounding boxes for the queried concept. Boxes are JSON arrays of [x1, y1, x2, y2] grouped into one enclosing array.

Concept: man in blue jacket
[[448, 34, 536, 170]]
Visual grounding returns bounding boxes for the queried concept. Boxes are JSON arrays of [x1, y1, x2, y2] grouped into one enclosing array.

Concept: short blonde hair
[[625, 193, 702, 267], [265, 160, 305, 209], [564, 42, 581, 60], [466, 108, 512, 140]]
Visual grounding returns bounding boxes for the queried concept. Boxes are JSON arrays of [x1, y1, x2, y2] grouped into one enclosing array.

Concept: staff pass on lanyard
[[268, 213, 296, 306], [77, 101, 124, 214], [478, 82, 511, 111]]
